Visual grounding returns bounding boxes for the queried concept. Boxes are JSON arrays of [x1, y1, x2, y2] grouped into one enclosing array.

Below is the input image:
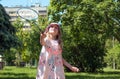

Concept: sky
[[0, 0, 50, 7]]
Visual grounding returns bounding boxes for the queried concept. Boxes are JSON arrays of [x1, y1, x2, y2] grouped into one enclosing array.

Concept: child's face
[[48, 25, 59, 36]]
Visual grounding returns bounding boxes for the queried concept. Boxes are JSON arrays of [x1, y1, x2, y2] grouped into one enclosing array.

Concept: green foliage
[[12, 16, 48, 66], [3, 48, 17, 66], [26, 16, 48, 61], [0, 4, 20, 52], [48, 0, 120, 72], [105, 42, 120, 69]]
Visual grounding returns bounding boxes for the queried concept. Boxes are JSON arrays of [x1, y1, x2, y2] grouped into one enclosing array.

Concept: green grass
[[0, 66, 36, 79], [0, 66, 120, 79]]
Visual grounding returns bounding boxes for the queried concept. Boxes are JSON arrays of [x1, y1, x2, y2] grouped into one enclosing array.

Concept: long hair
[[44, 23, 62, 48]]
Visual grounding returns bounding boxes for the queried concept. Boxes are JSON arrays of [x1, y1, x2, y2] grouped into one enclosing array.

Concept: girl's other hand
[[70, 66, 80, 72]]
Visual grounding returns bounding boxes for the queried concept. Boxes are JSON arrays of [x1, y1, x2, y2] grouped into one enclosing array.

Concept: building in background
[[4, 3, 47, 29], [5, 3, 47, 21]]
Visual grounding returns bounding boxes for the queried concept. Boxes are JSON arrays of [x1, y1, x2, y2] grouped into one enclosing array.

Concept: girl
[[36, 23, 79, 79]]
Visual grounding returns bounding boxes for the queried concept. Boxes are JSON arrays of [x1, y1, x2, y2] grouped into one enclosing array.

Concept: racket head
[[17, 8, 38, 21]]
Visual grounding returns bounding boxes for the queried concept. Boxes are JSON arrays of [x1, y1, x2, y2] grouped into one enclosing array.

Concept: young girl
[[36, 23, 79, 79]]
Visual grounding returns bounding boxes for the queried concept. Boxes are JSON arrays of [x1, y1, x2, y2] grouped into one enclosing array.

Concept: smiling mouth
[[49, 30, 55, 32]]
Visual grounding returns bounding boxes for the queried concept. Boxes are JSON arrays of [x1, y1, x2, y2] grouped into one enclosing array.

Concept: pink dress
[[36, 38, 65, 79]]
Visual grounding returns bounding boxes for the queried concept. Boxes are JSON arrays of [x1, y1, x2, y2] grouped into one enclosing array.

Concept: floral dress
[[36, 38, 65, 79]]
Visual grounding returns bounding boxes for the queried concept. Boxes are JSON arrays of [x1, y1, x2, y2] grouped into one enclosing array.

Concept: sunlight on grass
[[0, 66, 120, 79], [0, 66, 37, 79], [104, 67, 120, 72]]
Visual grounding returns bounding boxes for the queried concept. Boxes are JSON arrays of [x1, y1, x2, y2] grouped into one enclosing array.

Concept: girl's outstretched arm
[[62, 58, 79, 72]]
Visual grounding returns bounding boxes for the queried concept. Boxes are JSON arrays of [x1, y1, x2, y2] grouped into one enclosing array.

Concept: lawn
[[0, 66, 120, 79]]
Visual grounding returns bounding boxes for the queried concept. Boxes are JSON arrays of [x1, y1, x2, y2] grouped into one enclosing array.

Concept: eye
[[50, 26, 54, 28], [55, 27, 58, 29]]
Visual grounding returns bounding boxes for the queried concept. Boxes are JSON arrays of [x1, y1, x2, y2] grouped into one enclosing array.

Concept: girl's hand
[[40, 32, 46, 45], [40, 32, 46, 39], [70, 66, 80, 72]]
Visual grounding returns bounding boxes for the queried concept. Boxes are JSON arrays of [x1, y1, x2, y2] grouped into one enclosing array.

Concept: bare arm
[[62, 58, 72, 69], [62, 58, 79, 72], [40, 32, 46, 46]]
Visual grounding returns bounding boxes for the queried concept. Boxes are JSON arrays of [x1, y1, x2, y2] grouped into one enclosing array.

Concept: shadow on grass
[[0, 77, 34, 79], [85, 71, 120, 76], [103, 71, 120, 75], [2, 68, 12, 71], [0, 72, 35, 79], [66, 75, 120, 79], [65, 70, 120, 79]]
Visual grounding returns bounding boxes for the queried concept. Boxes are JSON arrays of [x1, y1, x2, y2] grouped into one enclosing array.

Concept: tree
[[25, 16, 48, 65], [96, 0, 120, 42], [106, 44, 120, 69], [3, 48, 17, 66], [48, 0, 120, 72], [0, 4, 20, 53], [13, 16, 48, 66], [105, 38, 120, 69]]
